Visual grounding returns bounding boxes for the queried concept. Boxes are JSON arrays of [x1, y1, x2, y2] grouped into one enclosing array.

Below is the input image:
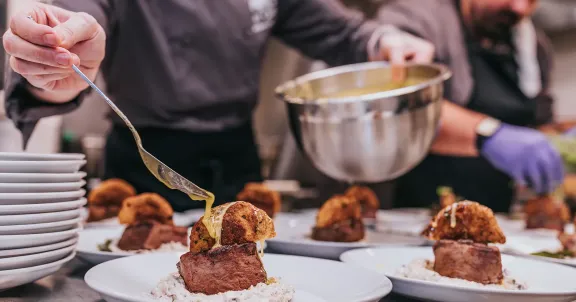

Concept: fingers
[[525, 147, 565, 194], [52, 12, 100, 49], [10, 56, 73, 75], [26, 73, 72, 90], [4, 30, 80, 67], [547, 147, 565, 189], [9, 12, 58, 47], [389, 49, 406, 82], [525, 160, 544, 194], [411, 41, 435, 63]]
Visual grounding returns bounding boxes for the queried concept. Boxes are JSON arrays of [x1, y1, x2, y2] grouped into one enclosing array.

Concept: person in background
[[3, 1, 434, 212], [378, 0, 564, 212]]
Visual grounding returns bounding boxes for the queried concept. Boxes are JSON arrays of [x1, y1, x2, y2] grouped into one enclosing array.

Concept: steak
[[433, 239, 503, 284], [311, 218, 365, 242], [117, 221, 188, 251], [178, 243, 266, 295]]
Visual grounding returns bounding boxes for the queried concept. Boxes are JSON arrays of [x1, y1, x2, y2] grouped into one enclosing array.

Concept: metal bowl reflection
[[276, 62, 451, 183]]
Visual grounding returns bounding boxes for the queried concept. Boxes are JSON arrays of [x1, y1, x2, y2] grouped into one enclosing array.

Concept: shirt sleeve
[[272, 0, 383, 66], [375, 0, 438, 41], [4, 0, 115, 146]]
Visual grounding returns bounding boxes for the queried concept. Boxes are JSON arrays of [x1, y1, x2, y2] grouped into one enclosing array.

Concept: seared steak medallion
[[433, 239, 503, 285], [117, 221, 187, 251], [178, 243, 266, 295]]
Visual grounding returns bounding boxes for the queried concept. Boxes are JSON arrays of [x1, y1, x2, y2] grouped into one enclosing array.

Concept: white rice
[[150, 272, 295, 302], [106, 238, 188, 254], [396, 259, 527, 290]]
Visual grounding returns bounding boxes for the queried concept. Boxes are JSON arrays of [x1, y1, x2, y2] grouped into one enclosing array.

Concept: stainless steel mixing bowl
[[276, 62, 451, 183]]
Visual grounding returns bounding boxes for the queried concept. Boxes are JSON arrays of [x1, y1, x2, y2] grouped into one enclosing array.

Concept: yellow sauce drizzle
[[258, 239, 265, 258], [208, 201, 237, 249], [450, 202, 458, 228]]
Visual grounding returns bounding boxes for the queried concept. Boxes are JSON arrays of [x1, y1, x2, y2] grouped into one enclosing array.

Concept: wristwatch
[[475, 117, 502, 151]]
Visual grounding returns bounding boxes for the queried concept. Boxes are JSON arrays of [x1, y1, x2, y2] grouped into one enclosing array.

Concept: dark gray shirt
[[5, 0, 385, 142]]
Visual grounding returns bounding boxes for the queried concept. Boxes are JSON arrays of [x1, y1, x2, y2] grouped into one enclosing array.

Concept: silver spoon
[[71, 66, 211, 200], [25, 15, 211, 200]]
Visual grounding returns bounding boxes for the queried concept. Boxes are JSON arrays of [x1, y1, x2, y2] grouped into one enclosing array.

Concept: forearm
[[430, 101, 486, 157], [273, 0, 379, 65]]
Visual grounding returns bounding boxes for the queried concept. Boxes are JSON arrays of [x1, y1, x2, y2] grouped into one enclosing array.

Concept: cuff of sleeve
[[4, 75, 87, 147], [367, 25, 403, 61]]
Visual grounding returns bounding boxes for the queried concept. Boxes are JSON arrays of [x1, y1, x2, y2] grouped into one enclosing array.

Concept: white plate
[[85, 252, 392, 302], [0, 180, 86, 193], [0, 172, 86, 183], [499, 234, 576, 267], [0, 152, 84, 161], [0, 190, 85, 204], [0, 160, 86, 173], [0, 226, 81, 249], [0, 198, 86, 215], [266, 214, 425, 259], [82, 208, 205, 228], [0, 244, 76, 270], [0, 236, 78, 258], [0, 217, 82, 235], [0, 209, 82, 226], [340, 246, 576, 302], [0, 252, 76, 291]]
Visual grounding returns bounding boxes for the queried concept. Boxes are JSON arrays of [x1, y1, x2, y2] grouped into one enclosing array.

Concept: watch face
[[477, 118, 501, 137]]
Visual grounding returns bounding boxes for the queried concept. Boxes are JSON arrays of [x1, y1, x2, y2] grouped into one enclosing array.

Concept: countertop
[[0, 256, 421, 302]]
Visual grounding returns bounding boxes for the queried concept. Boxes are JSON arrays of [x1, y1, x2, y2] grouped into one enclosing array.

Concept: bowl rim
[[275, 61, 452, 105]]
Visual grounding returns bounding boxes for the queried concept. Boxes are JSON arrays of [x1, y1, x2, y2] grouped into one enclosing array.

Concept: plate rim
[[0, 208, 81, 219], [0, 152, 85, 160], [0, 225, 82, 239], [0, 244, 76, 266], [0, 180, 86, 188], [0, 198, 87, 212], [0, 251, 76, 276], [0, 189, 86, 199], [85, 252, 392, 302], [0, 236, 78, 257], [0, 217, 83, 233], [340, 246, 576, 296]]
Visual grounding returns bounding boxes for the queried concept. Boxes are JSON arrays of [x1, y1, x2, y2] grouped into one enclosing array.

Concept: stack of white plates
[[0, 152, 86, 291]]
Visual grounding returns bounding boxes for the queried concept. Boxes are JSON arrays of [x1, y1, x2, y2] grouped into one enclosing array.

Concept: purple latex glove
[[480, 123, 564, 194], [564, 126, 576, 137]]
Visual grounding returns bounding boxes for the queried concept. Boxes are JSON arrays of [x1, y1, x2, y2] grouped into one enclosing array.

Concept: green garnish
[[97, 239, 113, 252], [531, 250, 574, 259]]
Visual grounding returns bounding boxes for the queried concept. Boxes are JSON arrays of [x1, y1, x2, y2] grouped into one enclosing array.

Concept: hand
[[369, 27, 435, 81], [3, 3, 105, 96], [481, 123, 564, 194]]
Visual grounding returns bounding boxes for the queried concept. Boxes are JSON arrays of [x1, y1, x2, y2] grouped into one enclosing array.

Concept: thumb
[[388, 48, 407, 82], [52, 13, 99, 49]]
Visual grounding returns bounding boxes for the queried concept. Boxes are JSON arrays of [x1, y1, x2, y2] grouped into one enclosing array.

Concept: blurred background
[[2, 0, 576, 207]]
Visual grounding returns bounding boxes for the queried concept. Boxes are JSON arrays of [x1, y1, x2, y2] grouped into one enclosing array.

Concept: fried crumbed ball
[[345, 185, 379, 219], [422, 201, 506, 244], [189, 201, 276, 254], [87, 179, 136, 222], [311, 195, 365, 242], [524, 195, 570, 232], [236, 183, 282, 218], [315, 195, 362, 228], [118, 193, 174, 226]]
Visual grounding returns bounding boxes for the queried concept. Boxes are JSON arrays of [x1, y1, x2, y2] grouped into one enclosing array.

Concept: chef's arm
[[4, 0, 114, 144], [272, 0, 390, 65], [430, 101, 486, 157]]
